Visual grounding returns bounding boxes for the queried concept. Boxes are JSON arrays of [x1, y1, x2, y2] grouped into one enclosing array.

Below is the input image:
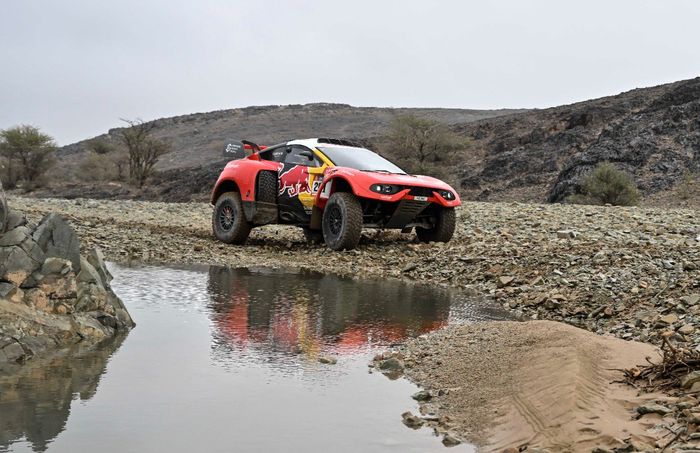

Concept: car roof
[[286, 138, 366, 149]]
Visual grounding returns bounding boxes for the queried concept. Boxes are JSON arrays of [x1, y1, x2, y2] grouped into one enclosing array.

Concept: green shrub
[[677, 171, 696, 200], [570, 162, 640, 206]]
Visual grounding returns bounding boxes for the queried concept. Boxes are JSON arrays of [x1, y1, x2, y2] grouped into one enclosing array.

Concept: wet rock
[[441, 433, 461, 447], [0, 204, 134, 366], [411, 390, 432, 401], [318, 356, 337, 365], [378, 357, 404, 372], [401, 411, 424, 429], [87, 248, 112, 287], [78, 257, 103, 286], [636, 403, 672, 416]]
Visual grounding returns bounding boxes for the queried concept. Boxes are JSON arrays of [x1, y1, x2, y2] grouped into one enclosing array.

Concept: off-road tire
[[257, 171, 277, 204], [322, 192, 363, 251], [416, 207, 456, 243], [212, 191, 252, 244], [302, 227, 324, 244]]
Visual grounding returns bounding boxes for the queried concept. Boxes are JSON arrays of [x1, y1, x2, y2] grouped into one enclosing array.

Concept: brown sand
[[399, 321, 667, 451]]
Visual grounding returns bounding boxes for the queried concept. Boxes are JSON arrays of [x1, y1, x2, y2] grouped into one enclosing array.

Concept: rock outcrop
[[0, 188, 134, 364], [455, 77, 700, 204]]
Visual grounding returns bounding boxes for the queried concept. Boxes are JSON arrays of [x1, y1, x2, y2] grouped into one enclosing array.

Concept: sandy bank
[[377, 321, 672, 451]]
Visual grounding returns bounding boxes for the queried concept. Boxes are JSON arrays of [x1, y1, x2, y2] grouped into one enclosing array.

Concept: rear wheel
[[322, 192, 363, 251], [416, 207, 456, 243], [302, 227, 324, 244], [212, 191, 252, 244]]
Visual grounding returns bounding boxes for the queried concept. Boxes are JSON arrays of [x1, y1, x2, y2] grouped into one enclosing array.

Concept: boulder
[[4, 210, 27, 231], [0, 246, 40, 285], [32, 213, 81, 273], [87, 248, 112, 287], [0, 204, 134, 366]]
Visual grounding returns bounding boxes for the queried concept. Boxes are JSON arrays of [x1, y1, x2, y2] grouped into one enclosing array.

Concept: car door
[[277, 145, 321, 223]]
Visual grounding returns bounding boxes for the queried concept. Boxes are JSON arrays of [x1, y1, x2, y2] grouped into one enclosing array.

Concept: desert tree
[[118, 119, 171, 187], [0, 125, 56, 188], [383, 115, 469, 178]]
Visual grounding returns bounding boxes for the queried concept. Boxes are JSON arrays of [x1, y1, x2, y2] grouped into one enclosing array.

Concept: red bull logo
[[278, 165, 311, 198]]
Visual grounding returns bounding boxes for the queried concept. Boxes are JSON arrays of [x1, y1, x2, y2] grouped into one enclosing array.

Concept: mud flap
[[242, 201, 278, 225]]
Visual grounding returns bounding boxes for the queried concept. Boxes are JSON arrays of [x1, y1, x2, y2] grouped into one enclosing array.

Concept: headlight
[[370, 184, 401, 195], [438, 190, 455, 200]]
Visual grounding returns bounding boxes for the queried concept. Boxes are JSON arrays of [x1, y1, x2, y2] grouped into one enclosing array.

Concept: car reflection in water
[[205, 266, 454, 362], [0, 335, 126, 453]]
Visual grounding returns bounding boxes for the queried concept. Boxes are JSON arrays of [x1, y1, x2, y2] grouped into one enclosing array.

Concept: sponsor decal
[[278, 165, 311, 198]]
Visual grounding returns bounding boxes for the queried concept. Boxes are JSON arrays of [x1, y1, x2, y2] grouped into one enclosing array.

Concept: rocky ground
[[6, 196, 700, 450]]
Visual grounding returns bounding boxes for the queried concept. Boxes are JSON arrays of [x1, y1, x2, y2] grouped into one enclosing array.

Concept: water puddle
[[0, 263, 512, 452]]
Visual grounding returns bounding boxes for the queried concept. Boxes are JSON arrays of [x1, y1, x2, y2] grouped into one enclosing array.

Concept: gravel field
[[9, 196, 699, 346]]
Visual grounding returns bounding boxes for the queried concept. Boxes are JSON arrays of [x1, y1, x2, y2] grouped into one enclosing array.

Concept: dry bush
[[568, 162, 640, 206], [677, 171, 697, 200], [78, 152, 119, 182]]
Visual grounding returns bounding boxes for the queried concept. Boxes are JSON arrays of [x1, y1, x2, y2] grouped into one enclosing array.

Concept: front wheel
[[212, 191, 252, 244], [322, 192, 363, 251], [416, 207, 456, 243]]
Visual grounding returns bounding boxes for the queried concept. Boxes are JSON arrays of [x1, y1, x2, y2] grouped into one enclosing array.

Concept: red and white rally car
[[211, 138, 460, 250]]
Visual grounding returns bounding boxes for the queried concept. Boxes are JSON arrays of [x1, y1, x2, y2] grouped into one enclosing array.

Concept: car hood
[[328, 167, 455, 190]]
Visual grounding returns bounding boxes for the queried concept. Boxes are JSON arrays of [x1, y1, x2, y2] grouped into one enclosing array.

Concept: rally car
[[210, 138, 461, 251]]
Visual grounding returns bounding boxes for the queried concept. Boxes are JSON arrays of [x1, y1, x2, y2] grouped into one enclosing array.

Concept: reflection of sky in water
[[1, 263, 510, 453]]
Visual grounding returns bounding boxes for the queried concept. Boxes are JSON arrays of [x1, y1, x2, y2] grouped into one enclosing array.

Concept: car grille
[[409, 187, 435, 197]]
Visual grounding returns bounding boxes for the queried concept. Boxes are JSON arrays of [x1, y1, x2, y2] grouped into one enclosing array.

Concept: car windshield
[[317, 146, 405, 174]]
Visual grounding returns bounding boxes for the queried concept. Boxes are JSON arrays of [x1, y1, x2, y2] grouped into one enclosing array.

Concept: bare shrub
[[118, 119, 171, 187]]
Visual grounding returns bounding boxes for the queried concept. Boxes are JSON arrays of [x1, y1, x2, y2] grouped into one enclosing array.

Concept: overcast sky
[[2, 0, 700, 145]]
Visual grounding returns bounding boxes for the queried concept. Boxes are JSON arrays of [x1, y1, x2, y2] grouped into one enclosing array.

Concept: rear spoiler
[[223, 139, 267, 160]]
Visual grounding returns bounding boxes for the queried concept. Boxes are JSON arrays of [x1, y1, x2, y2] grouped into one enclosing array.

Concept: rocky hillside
[[57, 103, 524, 171], [48, 79, 700, 207], [456, 77, 700, 205]]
